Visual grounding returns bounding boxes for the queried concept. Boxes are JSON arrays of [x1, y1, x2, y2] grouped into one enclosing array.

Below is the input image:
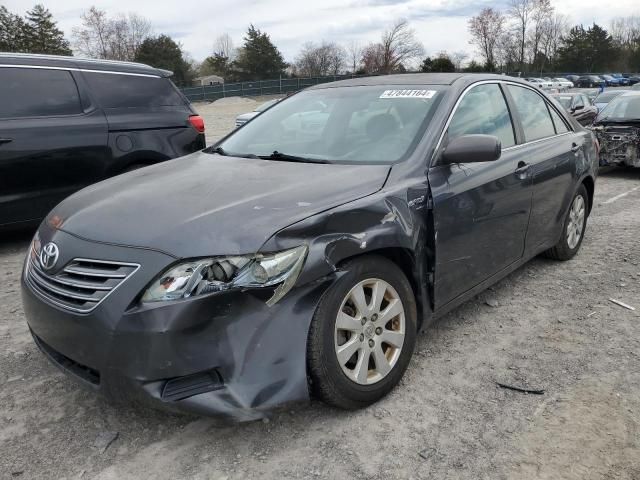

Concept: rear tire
[[544, 184, 588, 261], [307, 256, 417, 410]]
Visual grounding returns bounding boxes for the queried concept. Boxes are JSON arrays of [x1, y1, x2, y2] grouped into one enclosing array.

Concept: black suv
[[0, 53, 206, 229]]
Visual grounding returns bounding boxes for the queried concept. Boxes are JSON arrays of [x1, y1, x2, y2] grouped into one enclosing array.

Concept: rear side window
[[549, 107, 569, 134], [507, 85, 556, 142], [84, 72, 185, 108], [447, 83, 515, 148], [0, 67, 82, 118]]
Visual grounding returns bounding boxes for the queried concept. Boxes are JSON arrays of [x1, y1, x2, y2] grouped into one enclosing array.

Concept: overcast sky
[[4, 0, 638, 64]]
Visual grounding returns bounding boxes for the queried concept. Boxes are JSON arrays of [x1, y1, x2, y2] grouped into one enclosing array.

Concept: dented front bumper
[[593, 125, 640, 167], [21, 229, 334, 420]]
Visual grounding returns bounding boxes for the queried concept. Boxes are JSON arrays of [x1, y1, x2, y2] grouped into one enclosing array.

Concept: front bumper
[[21, 228, 332, 420]]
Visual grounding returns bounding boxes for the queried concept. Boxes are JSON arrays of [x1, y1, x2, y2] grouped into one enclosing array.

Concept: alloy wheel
[[567, 195, 586, 249], [334, 278, 405, 385]]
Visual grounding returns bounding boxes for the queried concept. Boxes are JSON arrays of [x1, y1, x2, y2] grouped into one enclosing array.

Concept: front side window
[[447, 83, 515, 148], [0, 67, 82, 118], [217, 85, 446, 164], [507, 85, 556, 142]]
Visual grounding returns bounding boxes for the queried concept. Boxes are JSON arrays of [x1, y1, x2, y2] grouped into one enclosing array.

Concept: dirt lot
[[1, 98, 640, 480]]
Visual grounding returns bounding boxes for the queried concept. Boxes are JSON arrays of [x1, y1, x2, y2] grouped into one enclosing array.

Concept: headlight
[[141, 245, 308, 306]]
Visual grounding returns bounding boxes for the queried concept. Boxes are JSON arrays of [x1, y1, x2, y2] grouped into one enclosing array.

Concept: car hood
[[53, 152, 390, 258]]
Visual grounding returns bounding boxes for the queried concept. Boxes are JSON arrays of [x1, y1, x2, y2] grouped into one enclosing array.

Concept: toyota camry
[[22, 73, 598, 419]]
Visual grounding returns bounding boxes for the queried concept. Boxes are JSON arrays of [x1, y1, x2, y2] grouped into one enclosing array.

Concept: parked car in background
[[593, 92, 640, 168], [601, 75, 622, 86], [235, 98, 281, 128], [551, 92, 598, 126], [565, 74, 581, 84], [526, 77, 553, 90], [553, 77, 574, 89], [21, 73, 598, 418], [0, 53, 206, 230], [611, 74, 630, 86], [576, 75, 606, 88], [594, 89, 630, 111], [628, 76, 640, 86]]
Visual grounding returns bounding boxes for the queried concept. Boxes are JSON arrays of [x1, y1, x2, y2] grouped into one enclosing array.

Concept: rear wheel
[[307, 256, 417, 409], [544, 184, 588, 260]]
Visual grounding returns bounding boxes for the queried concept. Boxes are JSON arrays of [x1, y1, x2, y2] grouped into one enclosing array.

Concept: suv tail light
[[188, 114, 205, 133]]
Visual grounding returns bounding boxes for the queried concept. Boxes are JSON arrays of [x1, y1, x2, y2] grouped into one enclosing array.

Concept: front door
[[428, 83, 533, 308]]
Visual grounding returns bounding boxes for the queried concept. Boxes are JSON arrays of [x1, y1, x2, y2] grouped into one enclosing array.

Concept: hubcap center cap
[[363, 322, 375, 339]]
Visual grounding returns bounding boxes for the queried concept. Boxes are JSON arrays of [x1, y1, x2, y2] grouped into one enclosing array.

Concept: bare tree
[[72, 6, 151, 61], [295, 41, 346, 77], [509, 0, 535, 71], [347, 40, 362, 73], [540, 13, 569, 72], [379, 19, 424, 73], [451, 51, 469, 71], [214, 33, 235, 60], [361, 42, 385, 74], [528, 0, 553, 71], [468, 8, 505, 70]]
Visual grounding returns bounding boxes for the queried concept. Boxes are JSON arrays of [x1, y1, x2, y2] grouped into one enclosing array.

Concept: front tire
[[544, 184, 588, 260], [307, 256, 417, 410]]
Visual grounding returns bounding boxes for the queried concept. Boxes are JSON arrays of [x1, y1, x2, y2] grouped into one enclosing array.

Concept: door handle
[[0, 138, 13, 145], [571, 143, 581, 153], [515, 161, 530, 177]]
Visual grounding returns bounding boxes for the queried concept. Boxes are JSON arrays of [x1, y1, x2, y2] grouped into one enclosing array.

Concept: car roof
[[308, 73, 531, 90], [0, 52, 172, 77]]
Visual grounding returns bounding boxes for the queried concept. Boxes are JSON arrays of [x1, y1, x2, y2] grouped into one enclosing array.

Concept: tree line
[[2, 3, 639, 89], [468, 0, 640, 73]]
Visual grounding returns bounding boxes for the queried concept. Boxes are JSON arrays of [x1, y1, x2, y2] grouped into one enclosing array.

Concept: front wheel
[[544, 184, 588, 260], [307, 256, 417, 410]]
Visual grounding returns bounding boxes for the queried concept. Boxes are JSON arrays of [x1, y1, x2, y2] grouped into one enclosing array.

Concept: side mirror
[[441, 134, 502, 165], [573, 105, 584, 112]]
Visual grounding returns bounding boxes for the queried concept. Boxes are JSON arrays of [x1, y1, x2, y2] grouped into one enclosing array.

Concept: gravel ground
[[1, 98, 640, 479]]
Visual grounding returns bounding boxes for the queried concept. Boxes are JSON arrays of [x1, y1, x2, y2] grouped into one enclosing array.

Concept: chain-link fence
[[180, 74, 367, 102]]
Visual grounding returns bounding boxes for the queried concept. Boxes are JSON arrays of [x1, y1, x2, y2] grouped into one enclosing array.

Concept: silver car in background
[[235, 98, 281, 128]]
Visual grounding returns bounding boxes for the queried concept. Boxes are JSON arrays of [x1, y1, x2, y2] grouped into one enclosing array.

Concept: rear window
[[0, 67, 82, 118], [84, 72, 185, 108]]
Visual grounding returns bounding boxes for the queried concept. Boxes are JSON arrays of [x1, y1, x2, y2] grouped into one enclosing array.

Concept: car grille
[[26, 257, 139, 313]]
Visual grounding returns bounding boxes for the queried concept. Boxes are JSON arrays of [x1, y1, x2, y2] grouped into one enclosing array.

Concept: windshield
[[255, 99, 279, 112], [555, 96, 573, 109], [595, 91, 625, 103], [597, 95, 640, 121], [214, 85, 446, 164]]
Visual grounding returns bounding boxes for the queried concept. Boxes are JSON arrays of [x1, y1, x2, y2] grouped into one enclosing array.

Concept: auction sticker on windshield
[[380, 89, 437, 99]]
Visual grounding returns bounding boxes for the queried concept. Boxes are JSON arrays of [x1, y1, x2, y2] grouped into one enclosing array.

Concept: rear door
[[428, 82, 533, 308], [0, 66, 108, 226], [503, 84, 579, 252]]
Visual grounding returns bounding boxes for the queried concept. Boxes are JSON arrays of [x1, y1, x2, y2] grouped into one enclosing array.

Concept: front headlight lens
[[141, 245, 307, 306]]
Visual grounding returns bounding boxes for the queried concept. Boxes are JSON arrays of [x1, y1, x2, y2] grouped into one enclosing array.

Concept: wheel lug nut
[[371, 314, 378, 321], [368, 339, 374, 348], [361, 318, 367, 325], [359, 334, 364, 342], [375, 327, 382, 335]]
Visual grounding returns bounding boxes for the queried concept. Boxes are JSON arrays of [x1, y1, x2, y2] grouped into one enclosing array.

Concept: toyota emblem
[[39, 242, 60, 271]]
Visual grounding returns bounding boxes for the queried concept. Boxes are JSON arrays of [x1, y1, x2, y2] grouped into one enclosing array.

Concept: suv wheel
[[307, 256, 417, 409]]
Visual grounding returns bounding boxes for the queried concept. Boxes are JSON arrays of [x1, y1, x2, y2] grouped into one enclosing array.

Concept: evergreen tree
[[233, 25, 287, 80], [557, 24, 617, 72], [23, 4, 72, 55], [135, 35, 195, 86], [0, 6, 28, 52]]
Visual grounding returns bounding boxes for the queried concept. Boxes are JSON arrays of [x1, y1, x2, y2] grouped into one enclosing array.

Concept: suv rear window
[[0, 67, 82, 118], [83, 72, 185, 108]]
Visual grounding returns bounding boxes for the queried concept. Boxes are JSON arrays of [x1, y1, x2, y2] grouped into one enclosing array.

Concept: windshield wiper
[[258, 151, 331, 164], [209, 146, 259, 159]]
